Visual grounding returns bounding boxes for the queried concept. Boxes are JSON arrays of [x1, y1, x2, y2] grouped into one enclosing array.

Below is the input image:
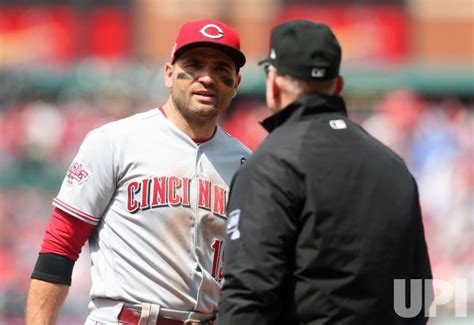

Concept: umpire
[[217, 20, 433, 325]]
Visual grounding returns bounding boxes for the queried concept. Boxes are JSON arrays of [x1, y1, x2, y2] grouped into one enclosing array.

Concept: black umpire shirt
[[217, 95, 433, 325]]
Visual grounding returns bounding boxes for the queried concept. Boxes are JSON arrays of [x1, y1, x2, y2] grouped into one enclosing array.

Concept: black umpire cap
[[259, 20, 342, 80]]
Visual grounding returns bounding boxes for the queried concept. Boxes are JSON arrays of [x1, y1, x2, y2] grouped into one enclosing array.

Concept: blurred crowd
[[0, 84, 472, 323]]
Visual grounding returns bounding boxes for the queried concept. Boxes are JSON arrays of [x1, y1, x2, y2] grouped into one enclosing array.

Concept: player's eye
[[214, 63, 233, 74], [184, 60, 203, 70]]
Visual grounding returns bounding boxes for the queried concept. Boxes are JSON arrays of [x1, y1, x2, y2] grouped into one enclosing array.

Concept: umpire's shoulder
[[255, 120, 306, 158]]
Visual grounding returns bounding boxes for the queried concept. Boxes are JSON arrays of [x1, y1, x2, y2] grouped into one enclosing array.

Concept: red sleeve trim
[[39, 208, 95, 261]]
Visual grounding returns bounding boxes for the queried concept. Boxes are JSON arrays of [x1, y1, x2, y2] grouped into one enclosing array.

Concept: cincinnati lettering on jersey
[[127, 176, 228, 218]]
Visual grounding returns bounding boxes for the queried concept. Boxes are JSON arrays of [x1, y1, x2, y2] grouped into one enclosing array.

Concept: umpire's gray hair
[[282, 74, 337, 97]]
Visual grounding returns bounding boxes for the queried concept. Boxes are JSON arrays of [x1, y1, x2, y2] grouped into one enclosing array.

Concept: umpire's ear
[[334, 76, 344, 96], [164, 63, 174, 89], [267, 70, 284, 113]]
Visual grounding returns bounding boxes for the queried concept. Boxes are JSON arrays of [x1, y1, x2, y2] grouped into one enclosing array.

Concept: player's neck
[[162, 101, 218, 141]]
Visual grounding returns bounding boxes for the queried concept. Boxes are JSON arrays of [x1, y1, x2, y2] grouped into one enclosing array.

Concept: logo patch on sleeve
[[66, 162, 90, 185], [226, 209, 241, 240]]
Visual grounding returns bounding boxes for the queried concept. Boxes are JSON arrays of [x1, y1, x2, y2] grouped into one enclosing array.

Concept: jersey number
[[211, 239, 224, 282]]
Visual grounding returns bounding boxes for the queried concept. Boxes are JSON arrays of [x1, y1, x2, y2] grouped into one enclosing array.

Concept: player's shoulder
[[103, 108, 161, 128], [95, 108, 162, 135], [216, 126, 252, 157], [78, 108, 163, 147]]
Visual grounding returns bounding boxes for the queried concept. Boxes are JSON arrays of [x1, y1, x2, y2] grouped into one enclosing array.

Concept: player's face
[[165, 47, 241, 122]]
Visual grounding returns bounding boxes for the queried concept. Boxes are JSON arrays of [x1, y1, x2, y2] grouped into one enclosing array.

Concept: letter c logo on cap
[[200, 24, 224, 39]]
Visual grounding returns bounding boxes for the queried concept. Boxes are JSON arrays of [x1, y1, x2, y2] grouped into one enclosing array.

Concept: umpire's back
[[249, 93, 434, 324], [275, 96, 433, 324]]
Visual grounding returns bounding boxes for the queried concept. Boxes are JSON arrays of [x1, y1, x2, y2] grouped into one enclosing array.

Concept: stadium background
[[0, 0, 472, 324]]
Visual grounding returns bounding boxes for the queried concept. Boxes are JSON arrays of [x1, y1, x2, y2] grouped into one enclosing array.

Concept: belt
[[118, 307, 214, 325]]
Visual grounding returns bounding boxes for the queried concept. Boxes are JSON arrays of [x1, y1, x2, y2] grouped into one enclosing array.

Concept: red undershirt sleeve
[[40, 207, 95, 261]]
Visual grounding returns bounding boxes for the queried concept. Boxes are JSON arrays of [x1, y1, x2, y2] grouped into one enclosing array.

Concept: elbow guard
[[31, 253, 75, 286]]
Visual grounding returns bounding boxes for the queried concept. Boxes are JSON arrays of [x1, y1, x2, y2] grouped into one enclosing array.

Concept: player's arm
[[26, 208, 94, 325], [217, 152, 303, 324], [26, 279, 69, 325]]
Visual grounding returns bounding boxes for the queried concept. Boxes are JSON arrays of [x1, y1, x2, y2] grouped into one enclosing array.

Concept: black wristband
[[31, 253, 75, 286]]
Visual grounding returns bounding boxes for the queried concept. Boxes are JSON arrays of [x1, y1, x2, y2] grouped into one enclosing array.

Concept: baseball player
[[26, 19, 250, 325]]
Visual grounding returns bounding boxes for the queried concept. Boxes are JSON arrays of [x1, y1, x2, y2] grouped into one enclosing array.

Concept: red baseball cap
[[170, 19, 246, 68]]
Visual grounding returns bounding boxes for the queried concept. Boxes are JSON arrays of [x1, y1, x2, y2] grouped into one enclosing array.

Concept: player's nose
[[196, 66, 218, 85]]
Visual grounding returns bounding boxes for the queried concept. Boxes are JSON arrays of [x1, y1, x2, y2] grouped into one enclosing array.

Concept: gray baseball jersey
[[53, 108, 251, 322]]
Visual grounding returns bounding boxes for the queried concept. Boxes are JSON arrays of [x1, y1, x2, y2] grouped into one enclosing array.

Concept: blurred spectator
[[363, 88, 426, 160]]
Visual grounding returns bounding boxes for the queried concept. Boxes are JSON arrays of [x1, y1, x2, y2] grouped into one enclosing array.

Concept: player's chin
[[193, 95, 218, 107], [192, 104, 224, 119], [192, 99, 219, 111]]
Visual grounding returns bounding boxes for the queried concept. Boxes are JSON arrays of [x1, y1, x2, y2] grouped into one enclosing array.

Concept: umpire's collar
[[260, 94, 348, 132]]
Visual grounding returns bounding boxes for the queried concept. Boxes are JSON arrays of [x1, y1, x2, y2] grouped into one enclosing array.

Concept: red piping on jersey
[[159, 106, 167, 117], [192, 127, 217, 144], [40, 208, 95, 261], [53, 197, 99, 223]]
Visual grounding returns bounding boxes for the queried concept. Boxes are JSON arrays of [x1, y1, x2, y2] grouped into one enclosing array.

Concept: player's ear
[[232, 74, 242, 98], [164, 63, 174, 88]]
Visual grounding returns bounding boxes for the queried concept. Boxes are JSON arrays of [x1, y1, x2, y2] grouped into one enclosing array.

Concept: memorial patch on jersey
[[226, 209, 241, 240], [66, 162, 90, 186]]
